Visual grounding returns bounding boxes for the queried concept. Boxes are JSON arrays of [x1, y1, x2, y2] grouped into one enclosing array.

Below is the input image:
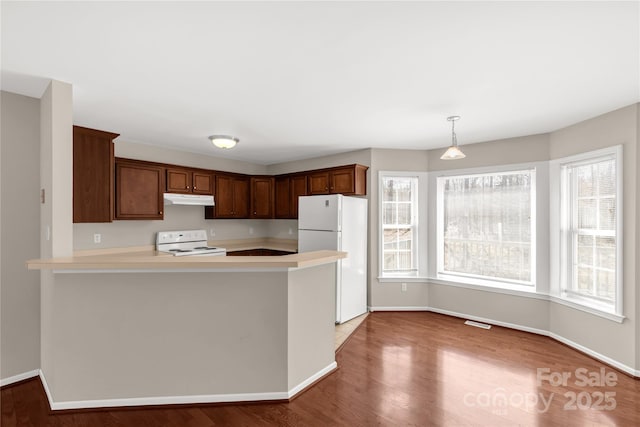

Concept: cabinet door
[[290, 175, 307, 218], [274, 177, 291, 219], [73, 126, 118, 223], [232, 177, 250, 218], [166, 168, 192, 193], [251, 177, 274, 218], [213, 175, 235, 218], [308, 171, 330, 195], [330, 167, 356, 194], [115, 161, 164, 220], [192, 172, 213, 195]]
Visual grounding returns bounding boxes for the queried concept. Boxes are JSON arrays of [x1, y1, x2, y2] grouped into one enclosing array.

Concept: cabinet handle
[[186, 186, 190, 189], [159, 211, 163, 215], [253, 211, 257, 215], [193, 186, 197, 190]]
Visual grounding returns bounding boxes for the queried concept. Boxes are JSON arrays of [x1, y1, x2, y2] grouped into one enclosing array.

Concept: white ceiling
[[2, 1, 639, 165]]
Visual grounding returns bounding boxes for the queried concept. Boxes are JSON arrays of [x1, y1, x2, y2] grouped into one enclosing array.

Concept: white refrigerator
[[298, 194, 368, 324]]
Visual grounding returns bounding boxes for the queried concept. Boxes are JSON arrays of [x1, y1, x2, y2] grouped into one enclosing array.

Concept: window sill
[[549, 295, 625, 323], [377, 276, 429, 283]]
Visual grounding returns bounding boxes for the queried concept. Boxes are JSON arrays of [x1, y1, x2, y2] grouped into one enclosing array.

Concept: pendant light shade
[[209, 135, 239, 149], [440, 116, 465, 160]]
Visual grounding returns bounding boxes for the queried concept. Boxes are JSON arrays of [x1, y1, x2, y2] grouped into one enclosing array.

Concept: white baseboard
[[370, 306, 640, 377], [287, 361, 337, 398], [427, 307, 549, 336], [548, 333, 640, 377], [369, 306, 430, 312], [0, 369, 40, 387], [40, 362, 338, 411]]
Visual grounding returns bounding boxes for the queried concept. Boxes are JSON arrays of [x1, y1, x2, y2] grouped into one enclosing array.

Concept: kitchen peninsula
[[27, 249, 345, 410]]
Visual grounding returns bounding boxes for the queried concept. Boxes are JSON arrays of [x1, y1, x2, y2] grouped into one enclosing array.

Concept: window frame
[[434, 166, 538, 290], [555, 145, 623, 316], [378, 171, 428, 280]]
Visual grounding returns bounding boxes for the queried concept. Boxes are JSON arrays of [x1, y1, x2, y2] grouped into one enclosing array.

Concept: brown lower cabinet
[[227, 249, 296, 256], [115, 159, 165, 220]]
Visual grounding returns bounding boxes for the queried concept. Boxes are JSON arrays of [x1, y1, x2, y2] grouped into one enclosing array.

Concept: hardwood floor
[[2, 312, 639, 426]]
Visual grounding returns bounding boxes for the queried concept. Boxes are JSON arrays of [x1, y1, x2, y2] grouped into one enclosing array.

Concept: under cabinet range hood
[[163, 193, 215, 206]]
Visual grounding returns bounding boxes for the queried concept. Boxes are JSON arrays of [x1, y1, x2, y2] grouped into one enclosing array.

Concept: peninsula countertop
[[26, 246, 346, 271]]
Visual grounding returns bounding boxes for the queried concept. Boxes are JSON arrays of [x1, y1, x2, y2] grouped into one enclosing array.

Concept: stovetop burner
[[156, 230, 226, 257]]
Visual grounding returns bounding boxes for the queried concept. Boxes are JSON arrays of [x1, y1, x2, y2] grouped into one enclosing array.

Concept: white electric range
[[156, 229, 226, 256]]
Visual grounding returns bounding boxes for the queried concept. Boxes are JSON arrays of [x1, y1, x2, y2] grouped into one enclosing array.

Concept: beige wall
[[429, 284, 551, 332], [0, 91, 41, 379], [39, 80, 74, 389], [287, 264, 335, 389]]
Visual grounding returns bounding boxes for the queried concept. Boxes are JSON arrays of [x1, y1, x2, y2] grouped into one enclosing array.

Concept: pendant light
[[209, 135, 239, 149], [440, 116, 466, 160]]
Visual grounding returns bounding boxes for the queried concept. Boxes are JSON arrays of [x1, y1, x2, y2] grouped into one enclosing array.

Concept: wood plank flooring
[[2, 312, 639, 426]]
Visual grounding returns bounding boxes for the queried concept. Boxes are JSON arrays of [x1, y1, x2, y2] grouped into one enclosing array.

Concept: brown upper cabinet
[[166, 168, 213, 195], [115, 158, 165, 220], [205, 174, 250, 219], [275, 174, 307, 219], [250, 177, 275, 218], [73, 126, 119, 223], [307, 164, 367, 196]]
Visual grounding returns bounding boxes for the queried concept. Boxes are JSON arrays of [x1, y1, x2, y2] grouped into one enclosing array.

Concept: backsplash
[[73, 204, 298, 250]]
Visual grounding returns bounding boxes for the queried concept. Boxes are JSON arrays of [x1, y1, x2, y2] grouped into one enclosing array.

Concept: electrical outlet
[[94, 233, 101, 244], [401, 282, 407, 292], [209, 228, 216, 237], [249, 227, 254, 235], [288, 228, 293, 235]]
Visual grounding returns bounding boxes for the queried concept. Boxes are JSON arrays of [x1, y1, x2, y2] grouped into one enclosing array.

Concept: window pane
[[596, 236, 616, 271], [577, 267, 593, 295], [577, 199, 596, 229], [596, 269, 615, 301], [440, 170, 533, 283], [599, 198, 615, 231], [597, 160, 615, 196], [383, 203, 396, 224], [384, 229, 398, 249], [397, 203, 411, 225], [577, 234, 593, 266], [384, 253, 396, 270], [576, 165, 594, 197]]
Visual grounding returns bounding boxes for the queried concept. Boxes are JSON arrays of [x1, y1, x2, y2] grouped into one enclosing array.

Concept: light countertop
[[26, 238, 344, 271]]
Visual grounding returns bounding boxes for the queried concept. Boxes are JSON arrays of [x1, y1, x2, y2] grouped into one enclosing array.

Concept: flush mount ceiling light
[[208, 135, 239, 149], [440, 116, 466, 160]]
